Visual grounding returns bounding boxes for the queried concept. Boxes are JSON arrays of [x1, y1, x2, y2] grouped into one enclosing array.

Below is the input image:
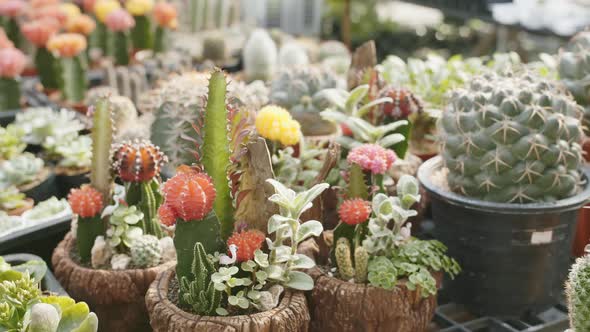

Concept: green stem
[[90, 98, 114, 207], [5, 18, 21, 49], [153, 26, 167, 53], [95, 21, 108, 54], [77, 215, 105, 263], [35, 47, 59, 90], [111, 31, 130, 66], [131, 15, 152, 50], [0, 78, 20, 111], [57, 55, 88, 103], [374, 174, 385, 194]]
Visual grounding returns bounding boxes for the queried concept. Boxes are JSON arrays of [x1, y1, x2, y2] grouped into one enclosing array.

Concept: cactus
[[68, 185, 105, 263], [129, 14, 152, 50], [0, 77, 20, 111], [278, 42, 309, 67], [0, 124, 25, 160], [354, 246, 369, 283], [347, 164, 369, 199], [35, 48, 59, 90], [269, 67, 340, 136], [202, 34, 226, 61], [90, 98, 114, 207], [0, 48, 25, 111], [112, 140, 168, 238], [130, 234, 162, 268], [179, 242, 222, 313], [201, 69, 234, 239], [0, 153, 44, 188], [566, 247, 590, 332], [559, 31, 590, 136], [439, 72, 584, 203], [335, 237, 355, 280], [105, 9, 135, 66], [153, 2, 177, 53], [243, 29, 277, 82], [57, 54, 88, 104]]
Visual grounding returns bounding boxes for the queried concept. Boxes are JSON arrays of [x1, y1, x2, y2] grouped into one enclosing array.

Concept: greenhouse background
[[1, 0, 590, 332]]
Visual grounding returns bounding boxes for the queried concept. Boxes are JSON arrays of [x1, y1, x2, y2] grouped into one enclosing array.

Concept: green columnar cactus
[[112, 31, 131, 66], [0, 77, 20, 111], [243, 29, 278, 82], [95, 21, 108, 52], [201, 69, 234, 239], [90, 98, 114, 206], [439, 72, 584, 203], [77, 215, 104, 263], [57, 55, 88, 104], [153, 26, 166, 54], [347, 164, 369, 199], [335, 237, 355, 280], [354, 246, 369, 283], [126, 180, 164, 238], [131, 16, 152, 50], [566, 247, 590, 332], [202, 35, 226, 61], [130, 234, 162, 268], [4, 18, 21, 48], [179, 242, 222, 314], [35, 48, 59, 90]]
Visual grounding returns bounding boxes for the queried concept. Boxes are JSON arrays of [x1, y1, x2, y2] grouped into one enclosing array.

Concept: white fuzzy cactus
[[243, 29, 277, 82]]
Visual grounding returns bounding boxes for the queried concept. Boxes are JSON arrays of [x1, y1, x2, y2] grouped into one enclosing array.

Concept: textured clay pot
[[299, 239, 438, 332], [52, 232, 174, 332], [145, 265, 310, 332]]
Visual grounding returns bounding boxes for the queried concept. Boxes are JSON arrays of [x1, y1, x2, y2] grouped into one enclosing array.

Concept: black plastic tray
[[3, 253, 67, 295], [0, 213, 71, 263]]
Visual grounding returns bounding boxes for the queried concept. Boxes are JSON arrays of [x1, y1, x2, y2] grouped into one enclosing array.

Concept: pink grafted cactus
[[105, 8, 135, 32], [0, 47, 26, 78], [347, 144, 397, 175], [21, 18, 60, 47], [0, 0, 25, 17]]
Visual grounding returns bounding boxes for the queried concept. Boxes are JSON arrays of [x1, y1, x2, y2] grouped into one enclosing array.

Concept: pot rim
[[417, 156, 590, 214]]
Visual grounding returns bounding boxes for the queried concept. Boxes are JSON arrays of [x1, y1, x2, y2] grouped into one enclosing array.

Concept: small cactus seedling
[[179, 242, 222, 314], [112, 139, 168, 238], [0, 47, 26, 111], [566, 247, 590, 332], [21, 18, 60, 90], [105, 9, 135, 66], [47, 33, 89, 103], [68, 185, 105, 263]]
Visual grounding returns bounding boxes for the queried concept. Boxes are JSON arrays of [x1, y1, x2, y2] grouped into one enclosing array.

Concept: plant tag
[[531, 230, 552, 244]]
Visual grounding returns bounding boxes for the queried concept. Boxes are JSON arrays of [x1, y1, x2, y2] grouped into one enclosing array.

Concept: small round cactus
[[439, 72, 584, 203], [112, 140, 168, 182], [566, 249, 590, 332], [378, 86, 423, 120], [226, 229, 265, 262], [255, 105, 302, 146], [130, 234, 162, 268], [338, 199, 371, 225], [347, 144, 397, 175], [67, 185, 104, 218], [162, 171, 216, 221]]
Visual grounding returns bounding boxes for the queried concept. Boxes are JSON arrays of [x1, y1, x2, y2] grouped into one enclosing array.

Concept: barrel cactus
[[439, 72, 584, 203], [566, 246, 590, 332], [269, 67, 340, 136], [559, 31, 590, 135], [130, 234, 162, 268]]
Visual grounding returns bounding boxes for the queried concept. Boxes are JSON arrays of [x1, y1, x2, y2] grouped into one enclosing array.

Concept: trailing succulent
[[439, 72, 584, 203], [566, 246, 590, 332], [559, 31, 590, 135], [269, 67, 341, 136]]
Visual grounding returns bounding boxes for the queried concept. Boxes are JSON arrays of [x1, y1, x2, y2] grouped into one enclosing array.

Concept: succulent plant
[[130, 234, 162, 268], [126, 0, 154, 50], [47, 33, 89, 103], [68, 185, 105, 263], [255, 105, 302, 147], [14, 108, 84, 145], [106, 205, 144, 250], [105, 9, 135, 65], [179, 242, 222, 315], [278, 42, 309, 67], [0, 125, 25, 160], [242, 29, 278, 82], [53, 134, 93, 169], [0, 186, 27, 212], [0, 153, 44, 189], [566, 247, 590, 332], [559, 31, 590, 135], [23, 197, 70, 221], [152, 1, 177, 53], [21, 18, 60, 90], [439, 72, 584, 203]]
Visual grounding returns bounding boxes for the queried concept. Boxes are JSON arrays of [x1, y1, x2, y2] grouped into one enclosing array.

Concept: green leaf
[[56, 302, 90, 332], [291, 254, 315, 269], [296, 220, 323, 243], [388, 121, 410, 158], [284, 271, 314, 291], [71, 312, 98, 332]]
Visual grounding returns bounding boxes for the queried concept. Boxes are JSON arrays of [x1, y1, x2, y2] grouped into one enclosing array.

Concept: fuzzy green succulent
[[0, 153, 44, 189], [106, 205, 144, 250], [0, 125, 25, 160], [559, 31, 590, 135], [439, 72, 584, 203], [130, 234, 162, 268], [566, 247, 590, 332]]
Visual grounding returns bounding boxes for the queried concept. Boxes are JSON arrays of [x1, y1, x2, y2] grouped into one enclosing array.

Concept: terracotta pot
[[52, 232, 174, 332], [145, 265, 310, 332], [299, 239, 438, 332]]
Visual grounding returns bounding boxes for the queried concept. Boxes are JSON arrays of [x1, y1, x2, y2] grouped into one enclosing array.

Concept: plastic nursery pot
[[4, 253, 67, 295], [417, 156, 590, 318], [52, 232, 174, 332], [145, 265, 310, 332], [55, 167, 90, 198], [298, 237, 440, 332], [21, 169, 58, 203]]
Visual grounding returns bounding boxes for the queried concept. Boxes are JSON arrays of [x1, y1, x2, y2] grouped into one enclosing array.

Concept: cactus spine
[[0, 77, 20, 111], [90, 98, 114, 207], [57, 55, 88, 103], [566, 247, 590, 332], [201, 69, 234, 239], [179, 242, 222, 314]]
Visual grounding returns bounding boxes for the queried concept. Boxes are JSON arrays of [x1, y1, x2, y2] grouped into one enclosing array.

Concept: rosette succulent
[[0, 186, 27, 212], [439, 72, 584, 203], [14, 108, 84, 145], [0, 125, 25, 160], [23, 197, 69, 221], [0, 153, 45, 189], [106, 205, 144, 250]]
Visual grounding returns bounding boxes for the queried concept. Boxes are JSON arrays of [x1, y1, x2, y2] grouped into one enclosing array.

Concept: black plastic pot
[[56, 170, 90, 198], [417, 156, 590, 318], [3, 253, 67, 294], [22, 171, 58, 203], [0, 110, 17, 127]]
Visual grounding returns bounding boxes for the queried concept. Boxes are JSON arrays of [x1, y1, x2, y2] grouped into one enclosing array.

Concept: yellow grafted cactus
[[94, 0, 121, 22], [255, 105, 301, 146], [126, 0, 154, 16]]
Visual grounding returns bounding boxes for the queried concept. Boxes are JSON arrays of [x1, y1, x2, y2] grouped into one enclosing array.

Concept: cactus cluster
[[179, 242, 222, 314], [335, 237, 369, 283], [130, 234, 162, 268], [566, 246, 590, 332], [559, 31, 590, 135], [439, 72, 584, 203]]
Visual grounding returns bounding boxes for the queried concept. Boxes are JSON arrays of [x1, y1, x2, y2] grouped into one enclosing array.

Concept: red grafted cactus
[[227, 229, 266, 262], [158, 202, 177, 227], [162, 171, 216, 221], [378, 85, 423, 120], [112, 140, 168, 182], [68, 185, 104, 218], [339, 198, 371, 225]]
